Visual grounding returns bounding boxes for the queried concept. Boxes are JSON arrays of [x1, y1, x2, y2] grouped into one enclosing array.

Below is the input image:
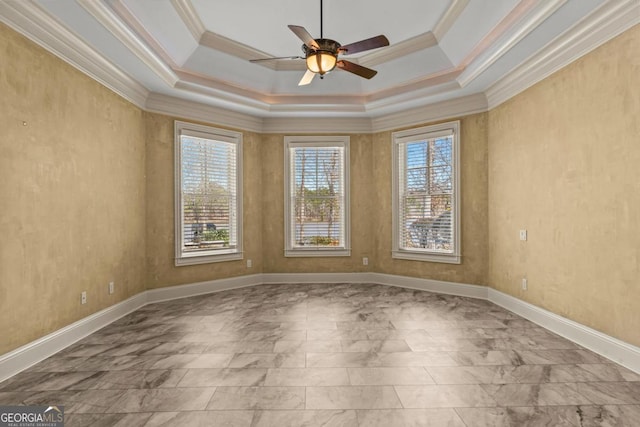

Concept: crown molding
[[174, 69, 272, 111], [144, 91, 489, 134], [366, 69, 463, 104], [72, 0, 471, 115], [170, 0, 205, 41], [457, 0, 566, 87], [365, 81, 463, 116], [433, 0, 470, 41], [110, 0, 180, 68], [370, 93, 488, 132], [267, 103, 366, 114], [358, 32, 438, 68], [199, 30, 286, 71], [261, 117, 373, 134], [2, 0, 636, 133], [174, 65, 470, 118], [146, 93, 264, 133], [486, 0, 640, 109], [77, 0, 178, 87], [106, 0, 535, 109], [174, 71, 367, 116], [0, 0, 148, 108]]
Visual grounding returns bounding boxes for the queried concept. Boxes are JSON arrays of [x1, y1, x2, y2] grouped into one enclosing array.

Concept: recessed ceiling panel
[[439, 0, 521, 65], [182, 45, 276, 93], [118, 0, 198, 66], [191, 0, 451, 58]]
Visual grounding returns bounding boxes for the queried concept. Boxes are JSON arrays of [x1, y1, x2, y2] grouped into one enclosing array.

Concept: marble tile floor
[[1, 283, 639, 426]]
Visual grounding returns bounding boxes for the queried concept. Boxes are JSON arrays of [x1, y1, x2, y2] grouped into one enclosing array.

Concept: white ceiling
[[1, 0, 639, 130]]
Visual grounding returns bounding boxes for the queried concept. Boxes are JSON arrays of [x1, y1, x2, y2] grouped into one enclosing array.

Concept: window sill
[[175, 250, 243, 266], [392, 250, 460, 264], [285, 248, 351, 258]]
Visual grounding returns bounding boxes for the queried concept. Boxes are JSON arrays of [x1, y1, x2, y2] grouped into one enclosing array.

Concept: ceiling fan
[[249, 0, 390, 86]]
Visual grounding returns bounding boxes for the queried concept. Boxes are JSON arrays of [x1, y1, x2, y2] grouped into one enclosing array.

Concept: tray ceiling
[[1, 0, 638, 127]]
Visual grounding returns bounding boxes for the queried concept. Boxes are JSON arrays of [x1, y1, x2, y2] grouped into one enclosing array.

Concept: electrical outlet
[[521, 278, 528, 290], [362, 257, 369, 266], [247, 259, 252, 268], [109, 281, 114, 294], [519, 229, 528, 241], [81, 291, 87, 304]]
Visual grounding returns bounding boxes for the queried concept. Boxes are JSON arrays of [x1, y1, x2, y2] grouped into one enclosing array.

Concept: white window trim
[[392, 121, 461, 264], [174, 121, 243, 266], [284, 136, 351, 257]]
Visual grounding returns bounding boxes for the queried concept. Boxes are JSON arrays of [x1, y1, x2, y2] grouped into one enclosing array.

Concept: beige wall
[[488, 25, 640, 346], [2, 19, 639, 356], [144, 113, 263, 288], [0, 23, 147, 354], [261, 134, 374, 273], [372, 114, 489, 285], [146, 122, 488, 281]]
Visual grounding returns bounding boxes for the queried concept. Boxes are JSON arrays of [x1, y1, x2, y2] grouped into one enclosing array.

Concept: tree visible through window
[[285, 137, 350, 257], [402, 137, 453, 251], [181, 137, 235, 250], [392, 122, 460, 263], [175, 121, 242, 265]]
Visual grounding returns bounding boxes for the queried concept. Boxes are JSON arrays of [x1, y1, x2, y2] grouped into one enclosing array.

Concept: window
[[392, 121, 460, 263], [284, 136, 350, 257], [174, 121, 242, 265]]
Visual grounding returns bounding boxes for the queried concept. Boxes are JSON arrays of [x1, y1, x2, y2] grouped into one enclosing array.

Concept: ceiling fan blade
[[250, 56, 303, 63], [298, 69, 316, 86], [288, 25, 320, 49], [339, 35, 389, 55], [337, 60, 377, 79]]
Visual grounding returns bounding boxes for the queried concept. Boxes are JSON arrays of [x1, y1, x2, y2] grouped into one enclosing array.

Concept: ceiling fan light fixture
[[306, 51, 337, 75], [250, 1, 389, 84]]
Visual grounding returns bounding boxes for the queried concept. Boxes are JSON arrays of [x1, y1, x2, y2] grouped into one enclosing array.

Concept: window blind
[[398, 134, 454, 254], [180, 135, 238, 253], [289, 145, 346, 249]]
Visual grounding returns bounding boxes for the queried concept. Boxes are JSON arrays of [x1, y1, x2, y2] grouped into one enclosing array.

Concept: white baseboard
[[487, 288, 640, 375], [261, 272, 488, 301], [0, 292, 147, 383], [0, 275, 261, 383], [372, 273, 488, 299], [2, 273, 638, 382], [146, 274, 263, 304]]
